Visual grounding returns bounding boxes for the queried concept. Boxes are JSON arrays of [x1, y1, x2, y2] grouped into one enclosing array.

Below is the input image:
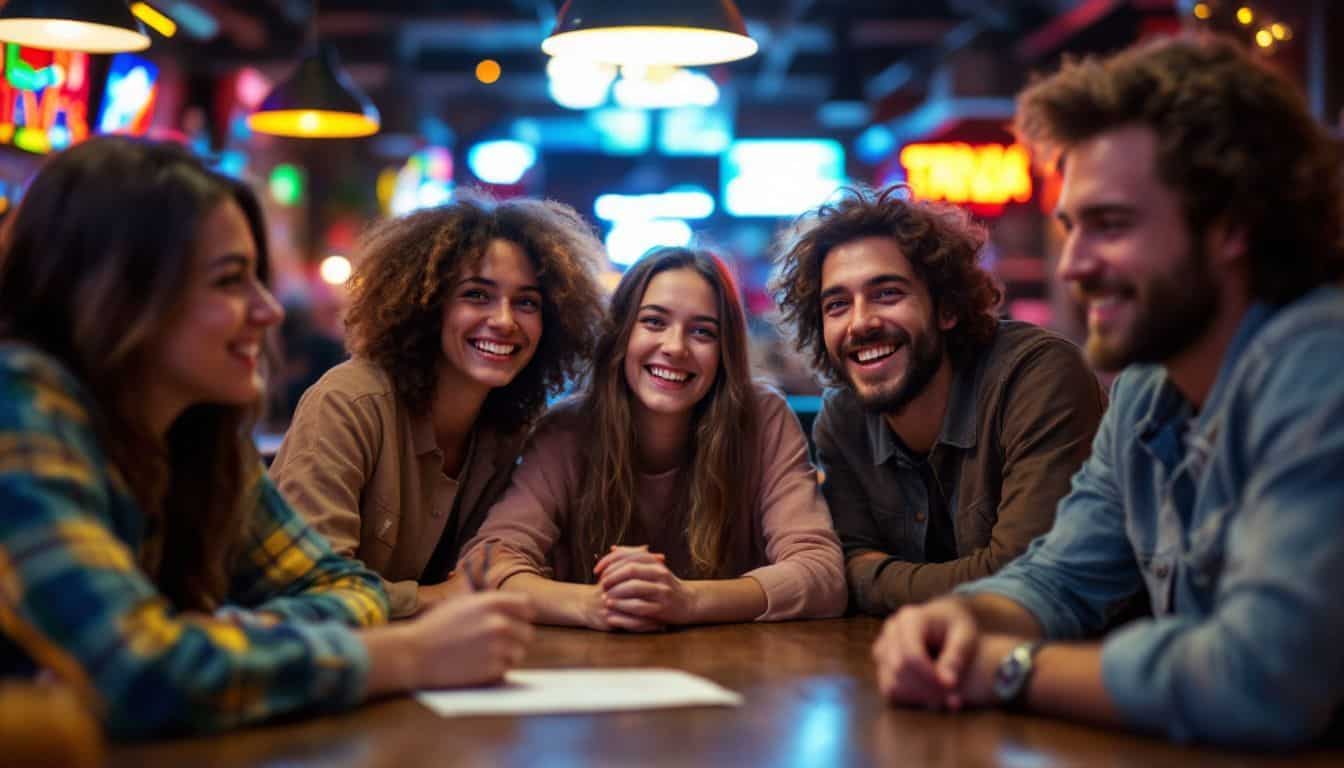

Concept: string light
[[476, 59, 501, 85], [1189, 3, 1292, 51]]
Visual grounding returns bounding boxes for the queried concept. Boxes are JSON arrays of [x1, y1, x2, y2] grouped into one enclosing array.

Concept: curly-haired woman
[[271, 195, 606, 618]]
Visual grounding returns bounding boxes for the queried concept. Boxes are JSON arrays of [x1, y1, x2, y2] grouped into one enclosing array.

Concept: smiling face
[[439, 237, 543, 397], [622, 267, 722, 422], [150, 199, 284, 415], [819, 235, 953, 414], [1055, 125, 1218, 371]]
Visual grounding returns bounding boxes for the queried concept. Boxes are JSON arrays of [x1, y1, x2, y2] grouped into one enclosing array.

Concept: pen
[[466, 542, 493, 592]]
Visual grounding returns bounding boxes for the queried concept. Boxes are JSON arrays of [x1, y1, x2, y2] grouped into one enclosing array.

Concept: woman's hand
[[580, 582, 666, 633], [595, 546, 697, 626], [362, 592, 536, 695]]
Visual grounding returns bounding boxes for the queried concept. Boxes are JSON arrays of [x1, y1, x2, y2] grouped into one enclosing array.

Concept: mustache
[[1070, 276, 1135, 304], [842, 327, 910, 358]]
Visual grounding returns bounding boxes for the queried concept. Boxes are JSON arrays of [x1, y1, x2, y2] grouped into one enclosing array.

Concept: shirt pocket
[[369, 500, 400, 550]]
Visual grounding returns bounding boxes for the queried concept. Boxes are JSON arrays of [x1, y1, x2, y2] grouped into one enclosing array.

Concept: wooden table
[[109, 618, 1342, 767]]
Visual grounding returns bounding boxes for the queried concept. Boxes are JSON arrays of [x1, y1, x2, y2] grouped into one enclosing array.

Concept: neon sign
[[98, 53, 159, 135], [898, 142, 1032, 207], [0, 44, 91, 154]]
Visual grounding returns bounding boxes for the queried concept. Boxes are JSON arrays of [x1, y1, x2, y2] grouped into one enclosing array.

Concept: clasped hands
[[589, 545, 695, 632]]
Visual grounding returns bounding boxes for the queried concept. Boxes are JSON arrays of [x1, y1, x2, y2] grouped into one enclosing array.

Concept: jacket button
[[915, 512, 926, 522], [1154, 563, 1170, 579]]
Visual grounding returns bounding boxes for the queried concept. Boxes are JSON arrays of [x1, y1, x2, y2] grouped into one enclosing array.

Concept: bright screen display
[[98, 53, 159, 135]]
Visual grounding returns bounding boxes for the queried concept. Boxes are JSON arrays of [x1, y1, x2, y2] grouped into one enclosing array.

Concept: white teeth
[[230, 342, 259, 359], [855, 344, 895, 363], [648, 365, 689, 383], [472, 340, 517, 356]]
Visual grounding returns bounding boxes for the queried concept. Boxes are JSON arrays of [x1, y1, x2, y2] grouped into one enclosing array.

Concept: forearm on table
[[500, 572, 594, 627], [1026, 642, 1120, 726], [971, 636, 1119, 727], [686, 577, 768, 624], [963, 593, 1044, 637], [360, 623, 415, 698], [848, 549, 1003, 614]]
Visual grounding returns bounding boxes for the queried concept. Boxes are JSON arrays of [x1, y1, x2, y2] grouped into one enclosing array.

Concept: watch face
[[993, 645, 1032, 702]]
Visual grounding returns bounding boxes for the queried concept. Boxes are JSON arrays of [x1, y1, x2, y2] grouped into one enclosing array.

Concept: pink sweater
[[461, 386, 846, 621]]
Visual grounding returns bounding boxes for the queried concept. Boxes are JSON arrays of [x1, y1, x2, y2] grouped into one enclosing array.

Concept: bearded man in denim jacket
[[871, 36, 1344, 748]]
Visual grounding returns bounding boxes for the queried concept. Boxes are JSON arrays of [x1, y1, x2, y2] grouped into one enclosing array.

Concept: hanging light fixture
[[0, 0, 151, 53], [542, 0, 758, 67], [248, 2, 378, 139]]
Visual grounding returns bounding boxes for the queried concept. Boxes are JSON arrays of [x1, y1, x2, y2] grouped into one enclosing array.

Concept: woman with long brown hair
[[459, 247, 845, 629], [270, 195, 606, 618], [0, 137, 533, 738]]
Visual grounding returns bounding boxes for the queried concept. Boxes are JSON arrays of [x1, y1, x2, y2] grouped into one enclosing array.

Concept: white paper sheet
[[414, 668, 743, 717]]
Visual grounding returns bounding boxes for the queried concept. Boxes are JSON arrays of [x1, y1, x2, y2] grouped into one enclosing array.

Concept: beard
[[1079, 243, 1219, 371], [833, 324, 946, 416]]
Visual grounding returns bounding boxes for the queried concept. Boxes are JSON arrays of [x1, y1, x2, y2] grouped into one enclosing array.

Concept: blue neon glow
[[605, 219, 693, 267], [594, 188, 715, 222], [467, 139, 537, 185], [587, 108, 651, 155], [722, 139, 846, 218], [658, 105, 733, 156], [856, 124, 896, 164]]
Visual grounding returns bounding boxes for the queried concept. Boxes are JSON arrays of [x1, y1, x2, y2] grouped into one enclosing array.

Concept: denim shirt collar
[[1136, 301, 1276, 448], [865, 360, 980, 467]]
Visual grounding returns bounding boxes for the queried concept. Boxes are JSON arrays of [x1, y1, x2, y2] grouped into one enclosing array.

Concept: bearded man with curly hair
[[773, 185, 1104, 616]]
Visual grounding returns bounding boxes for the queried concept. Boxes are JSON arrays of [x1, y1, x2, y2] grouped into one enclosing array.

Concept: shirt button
[[915, 512, 926, 522], [1154, 563, 1170, 579]]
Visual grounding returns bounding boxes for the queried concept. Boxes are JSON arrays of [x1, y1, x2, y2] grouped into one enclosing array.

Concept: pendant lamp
[[248, 41, 379, 139], [542, 0, 758, 67], [0, 0, 150, 53]]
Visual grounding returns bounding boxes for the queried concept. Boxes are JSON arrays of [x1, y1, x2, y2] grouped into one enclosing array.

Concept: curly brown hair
[[343, 193, 606, 434], [1015, 35, 1344, 305], [773, 185, 1001, 383]]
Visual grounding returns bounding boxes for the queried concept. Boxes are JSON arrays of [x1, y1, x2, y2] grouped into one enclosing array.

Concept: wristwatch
[[992, 641, 1044, 707]]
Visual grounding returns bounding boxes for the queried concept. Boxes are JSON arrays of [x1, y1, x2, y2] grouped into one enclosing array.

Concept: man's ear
[[939, 307, 958, 332], [1206, 217, 1248, 267]]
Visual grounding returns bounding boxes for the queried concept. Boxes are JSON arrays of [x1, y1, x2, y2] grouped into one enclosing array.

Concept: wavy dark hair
[[343, 194, 606, 434], [1015, 35, 1344, 304], [773, 185, 1001, 383], [0, 136, 270, 611], [565, 248, 756, 580]]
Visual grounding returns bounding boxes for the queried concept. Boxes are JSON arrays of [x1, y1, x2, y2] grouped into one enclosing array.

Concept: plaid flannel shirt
[[0, 343, 390, 738]]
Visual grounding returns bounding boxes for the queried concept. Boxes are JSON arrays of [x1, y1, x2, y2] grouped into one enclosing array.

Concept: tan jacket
[[460, 385, 847, 621], [269, 358, 525, 617]]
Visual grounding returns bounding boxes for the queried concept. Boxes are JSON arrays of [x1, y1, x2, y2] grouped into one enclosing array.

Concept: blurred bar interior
[[0, 0, 1336, 436]]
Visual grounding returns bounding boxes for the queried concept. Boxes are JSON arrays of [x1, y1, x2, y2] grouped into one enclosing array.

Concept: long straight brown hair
[[567, 247, 757, 580], [0, 137, 272, 611]]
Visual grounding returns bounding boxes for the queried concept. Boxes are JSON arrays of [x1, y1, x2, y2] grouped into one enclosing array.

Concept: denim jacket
[[959, 286, 1344, 747]]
